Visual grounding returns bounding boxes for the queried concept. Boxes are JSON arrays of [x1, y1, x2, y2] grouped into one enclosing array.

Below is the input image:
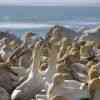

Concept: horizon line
[[0, 4, 100, 7]]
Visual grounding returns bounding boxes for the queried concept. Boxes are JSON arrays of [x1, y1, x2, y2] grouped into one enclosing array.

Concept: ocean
[[0, 6, 100, 38]]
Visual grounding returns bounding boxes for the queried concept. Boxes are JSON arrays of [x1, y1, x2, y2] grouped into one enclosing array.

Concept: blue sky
[[0, 0, 100, 6]]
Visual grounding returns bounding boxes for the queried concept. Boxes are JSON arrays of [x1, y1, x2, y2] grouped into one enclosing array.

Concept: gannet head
[[52, 73, 64, 86], [56, 63, 65, 73], [95, 63, 100, 75]]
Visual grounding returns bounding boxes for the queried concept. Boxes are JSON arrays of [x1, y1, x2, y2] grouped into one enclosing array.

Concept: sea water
[[0, 6, 100, 38]]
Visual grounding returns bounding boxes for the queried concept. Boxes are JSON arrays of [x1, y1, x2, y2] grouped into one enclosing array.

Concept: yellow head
[[52, 73, 64, 86]]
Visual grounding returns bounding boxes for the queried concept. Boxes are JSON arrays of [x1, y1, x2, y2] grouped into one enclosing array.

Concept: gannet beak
[[11, 89, 21, 100]]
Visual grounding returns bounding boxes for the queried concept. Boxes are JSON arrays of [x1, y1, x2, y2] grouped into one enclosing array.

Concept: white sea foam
[[0, 21, 99, 30], [83, 26, 100, 34], [0, 22, 53, 29]]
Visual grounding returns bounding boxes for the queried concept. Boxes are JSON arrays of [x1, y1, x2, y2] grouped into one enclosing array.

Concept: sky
[[0, 0, 100, 6]]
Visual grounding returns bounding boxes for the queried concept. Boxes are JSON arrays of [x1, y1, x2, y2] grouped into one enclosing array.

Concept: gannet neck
[[32, 47, 41, 72], [48, 46, 57, 69], [44, 47, 57, 83]]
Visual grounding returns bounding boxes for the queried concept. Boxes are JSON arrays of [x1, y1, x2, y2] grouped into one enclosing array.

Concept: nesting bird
[[88, 63, 100, 100], [11, 40, 47, 100]]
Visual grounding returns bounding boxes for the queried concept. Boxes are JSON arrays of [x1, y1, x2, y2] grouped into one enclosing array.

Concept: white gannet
[[0, 38, 13, 61], [11, 40, 47, 100], [47, 73, 89, 100], [88, 77, 100, 100], [40, 43, 58, 84]]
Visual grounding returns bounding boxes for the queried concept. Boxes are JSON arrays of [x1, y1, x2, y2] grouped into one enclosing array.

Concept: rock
[[81, 26, 100, 44], [77, 25, 96, 33], [46, 25, 79, 41], [0, 87, 10, 100]]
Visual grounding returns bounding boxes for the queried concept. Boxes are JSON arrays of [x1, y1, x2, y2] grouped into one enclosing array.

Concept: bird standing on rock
[[11, 40, 47, 100]]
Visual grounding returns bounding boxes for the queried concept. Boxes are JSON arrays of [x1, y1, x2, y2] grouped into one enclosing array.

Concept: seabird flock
[[0, 26, 100, 100]]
